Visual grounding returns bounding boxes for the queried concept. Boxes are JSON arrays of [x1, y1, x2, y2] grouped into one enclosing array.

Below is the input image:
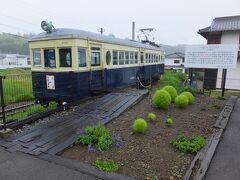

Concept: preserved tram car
[[29, 22, 165, 104]]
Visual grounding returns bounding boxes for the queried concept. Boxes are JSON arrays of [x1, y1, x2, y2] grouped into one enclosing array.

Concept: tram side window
[[78, 48, 86, 67], [91, 47, 100, 66], [125, 51, 129, 64], [106, 51, 111, 65], [113, 51, 118, 65], [59, 48, 72, 67], [119, 51, 124, 65], [135, 52, 138, 64], [156, 54, 159, 62], [140, 52, 144, 63], [44, 49, 56, 68], [130, 52, 134, 64], [33, 49, 41, 67]]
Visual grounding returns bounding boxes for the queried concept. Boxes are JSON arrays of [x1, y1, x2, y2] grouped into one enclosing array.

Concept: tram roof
[[30, 28, 163, 51]]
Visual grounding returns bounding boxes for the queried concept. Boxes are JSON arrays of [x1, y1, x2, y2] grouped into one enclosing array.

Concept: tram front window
[[59, 48, 72, 67], [44, 49, 56, 68]]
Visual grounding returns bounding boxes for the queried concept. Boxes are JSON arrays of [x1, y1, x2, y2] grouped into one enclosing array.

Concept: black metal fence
[[0, 73, 58, 130]]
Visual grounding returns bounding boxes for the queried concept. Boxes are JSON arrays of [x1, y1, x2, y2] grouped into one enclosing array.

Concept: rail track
[[0, 101, 35, 118]]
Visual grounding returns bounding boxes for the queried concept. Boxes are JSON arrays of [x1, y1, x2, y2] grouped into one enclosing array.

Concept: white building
[[164, 52, 185, 73], [199, 15, 240, 90], [0, 54, 30, 69]]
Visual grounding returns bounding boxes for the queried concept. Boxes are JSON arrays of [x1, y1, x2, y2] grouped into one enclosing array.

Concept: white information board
[[46, 75, 55, 90], [185, 44, 238, 69]]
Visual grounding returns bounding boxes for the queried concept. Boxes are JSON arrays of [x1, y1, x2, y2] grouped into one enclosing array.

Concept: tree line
[[0, 33, 32, 55]]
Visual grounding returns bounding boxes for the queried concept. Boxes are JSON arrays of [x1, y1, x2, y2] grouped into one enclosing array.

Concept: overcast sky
[[0, 0, 239, 45]]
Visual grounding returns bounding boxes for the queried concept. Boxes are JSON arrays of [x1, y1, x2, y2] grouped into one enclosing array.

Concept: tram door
[[138, 52, 145, 80], [89, 46, 104, 90]]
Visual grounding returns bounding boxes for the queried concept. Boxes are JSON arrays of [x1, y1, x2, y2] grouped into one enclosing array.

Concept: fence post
[[0, 75, 6, 130]]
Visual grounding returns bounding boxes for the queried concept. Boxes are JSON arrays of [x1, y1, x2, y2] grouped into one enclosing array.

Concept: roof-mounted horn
[[41, 20, 55, 33]]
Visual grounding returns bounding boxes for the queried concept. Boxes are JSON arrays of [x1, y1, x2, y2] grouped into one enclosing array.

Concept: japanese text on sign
[[185, 45, 238, 69]]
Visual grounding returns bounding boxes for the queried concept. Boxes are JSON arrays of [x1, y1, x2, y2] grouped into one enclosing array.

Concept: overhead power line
[[0, 12, 38, 27], [0, 23, 33, 33]]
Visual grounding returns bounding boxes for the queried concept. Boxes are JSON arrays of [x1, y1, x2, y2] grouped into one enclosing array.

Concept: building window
[[113, 51, 118, 65], [91, 47, 100, 66], [33, 49, 41, 67], [135, 52, 138, 64], [130, 52, 134, 64], [106, 51, 111, 65], [119, 51, 124, 65], [174, 60, 180, 64], [145, 53, 148, 63], [125, 51, 129, 64], [44, 49, 56, 68], [78, 48, 86, 67], [59, 48, 72, 67]]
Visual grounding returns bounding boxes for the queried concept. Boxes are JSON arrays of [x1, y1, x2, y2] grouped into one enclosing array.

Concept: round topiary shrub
[[148, 112, 156, 121], [163, 85, 178, 102], [152, 90, 171, 109], [133, 118, 148, 133], [175, 94, 189, 108], [181, 91, 194, 104]]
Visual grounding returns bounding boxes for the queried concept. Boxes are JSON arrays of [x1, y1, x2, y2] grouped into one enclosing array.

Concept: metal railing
[[0, 73, 58, 130]]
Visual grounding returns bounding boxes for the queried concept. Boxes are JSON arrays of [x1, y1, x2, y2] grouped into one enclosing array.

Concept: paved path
[[0, 147, 98, 180], [205, 98, 240, 180]]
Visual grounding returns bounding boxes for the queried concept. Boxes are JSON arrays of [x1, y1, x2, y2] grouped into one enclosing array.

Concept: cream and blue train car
[[29, 28, 165, 103]]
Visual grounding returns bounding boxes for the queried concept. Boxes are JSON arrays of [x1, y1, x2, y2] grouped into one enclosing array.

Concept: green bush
[[163, 85, 178, 102], [75, 124, 113, 151], [171, 135, 206, 153], [133, 118, 148, 133], [148, 112, 156, 121], [152, 90, 171, 109], [166, 117, 173, 125], [160, 71, 187, 92], [95, 159, 119, 172], [175, 95, 189, 108], [181, 92, 194, 104], [96, 134, 113, 151], [181, 86, 197, 96]]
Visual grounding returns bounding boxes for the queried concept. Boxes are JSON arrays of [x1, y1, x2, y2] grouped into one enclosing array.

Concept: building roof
[[199, 15, 240, 37], [165, 52, 185, 58], [30, 28, 163, 51]]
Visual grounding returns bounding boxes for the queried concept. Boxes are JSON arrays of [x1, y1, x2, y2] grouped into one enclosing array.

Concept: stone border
[[183, 96, 238, 180], [41, 155, 135, 180]]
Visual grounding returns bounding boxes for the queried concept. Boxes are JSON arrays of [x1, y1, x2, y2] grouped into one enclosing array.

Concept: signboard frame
[[185, 44, 238, 69]]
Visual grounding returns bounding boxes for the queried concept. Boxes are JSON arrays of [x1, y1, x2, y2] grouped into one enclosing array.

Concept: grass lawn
[[0, 68, 33, 104], [205, 89, 240, 99]]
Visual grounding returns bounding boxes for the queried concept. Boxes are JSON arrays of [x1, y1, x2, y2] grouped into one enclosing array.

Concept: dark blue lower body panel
[[32, 64, 164, 103]]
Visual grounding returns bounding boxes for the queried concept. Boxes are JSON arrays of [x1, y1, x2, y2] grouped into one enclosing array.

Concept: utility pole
[[98, 28, 105, 35]]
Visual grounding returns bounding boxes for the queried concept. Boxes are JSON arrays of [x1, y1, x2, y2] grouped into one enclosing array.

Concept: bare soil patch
[[62, 94, 225, 180]]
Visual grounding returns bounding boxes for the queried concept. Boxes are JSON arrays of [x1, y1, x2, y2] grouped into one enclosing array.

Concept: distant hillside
[[0, 33, 32, 55], [160, 44, 186, 55]]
